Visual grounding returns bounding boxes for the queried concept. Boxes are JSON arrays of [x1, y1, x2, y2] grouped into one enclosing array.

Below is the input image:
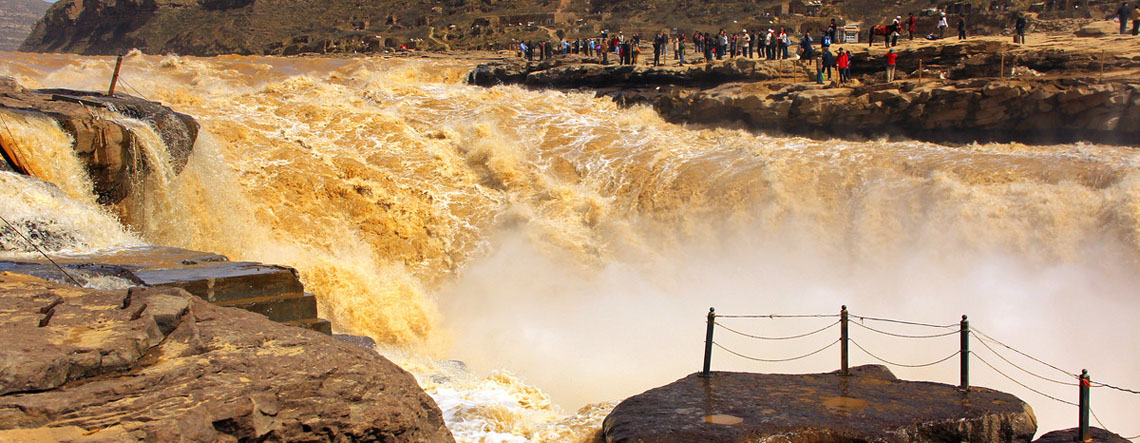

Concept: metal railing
[[700, 306, 1140, 442]]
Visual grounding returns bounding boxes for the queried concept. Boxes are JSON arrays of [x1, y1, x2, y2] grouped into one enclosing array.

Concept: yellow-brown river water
[[1, 50, 1138, 441]]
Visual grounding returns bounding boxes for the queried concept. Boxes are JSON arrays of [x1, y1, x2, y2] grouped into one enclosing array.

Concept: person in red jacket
[[885, 48, 898, 82], [908, 13, 917, 40], [836, 48, 850, 83]]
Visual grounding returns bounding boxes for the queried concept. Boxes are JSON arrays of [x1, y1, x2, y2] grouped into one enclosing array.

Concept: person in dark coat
[[821, 47, 835, 81], [800, 30, 814, 60], [957, 15, 967, 40], [1117, 3, 1131, 34], [1015, 14, 1028, 43]]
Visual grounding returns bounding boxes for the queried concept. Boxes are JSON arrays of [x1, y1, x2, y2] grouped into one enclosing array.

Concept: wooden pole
[[1100, 51, 1105, 82], [107, 55, 124, 96], [918, 60, 923, 85]]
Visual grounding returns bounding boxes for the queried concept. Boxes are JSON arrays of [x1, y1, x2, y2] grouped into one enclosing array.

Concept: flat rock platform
[[603, 365, 1037, 442]]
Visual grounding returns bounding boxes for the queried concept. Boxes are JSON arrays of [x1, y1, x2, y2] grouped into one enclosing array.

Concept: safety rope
[[849, 320, 960, 339], [970, 331, 1079, 387], [970, 327, 1079, 378], [713, 339, 839, 363], [715, 320, 839, 341], [971, 351, 1077, 406], [849, 313, 958, 329], [717, 313, 839, 319], [849, 339, 960, 368], [1091, 408, 1140, 441]]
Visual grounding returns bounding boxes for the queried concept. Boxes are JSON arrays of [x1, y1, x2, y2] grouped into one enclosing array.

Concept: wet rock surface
[[0, 273, 454, 442], [0, 76, 198, 203], [602, 365, 1037, 443]]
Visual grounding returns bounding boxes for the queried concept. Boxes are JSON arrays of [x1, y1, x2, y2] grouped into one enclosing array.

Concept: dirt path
[[427, 26, 451, 51]]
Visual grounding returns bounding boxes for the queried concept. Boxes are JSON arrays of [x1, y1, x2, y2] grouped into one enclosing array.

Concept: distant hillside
[[0, 0, 50, 51], [18, 0, 1110, 56]]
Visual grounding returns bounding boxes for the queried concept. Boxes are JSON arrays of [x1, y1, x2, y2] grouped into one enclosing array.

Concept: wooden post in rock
[[1100, 51, 1105, 82], [107, 55, 124, 96]]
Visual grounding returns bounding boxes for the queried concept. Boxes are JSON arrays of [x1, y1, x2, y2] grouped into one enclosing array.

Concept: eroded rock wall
[[628, 78, 1140, 145]]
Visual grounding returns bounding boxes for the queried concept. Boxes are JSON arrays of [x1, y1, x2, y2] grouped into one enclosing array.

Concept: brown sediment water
[[1, 50, 1139, 441]]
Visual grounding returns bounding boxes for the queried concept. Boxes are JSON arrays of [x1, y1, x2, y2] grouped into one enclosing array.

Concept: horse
[[867, 23, 901, 47]]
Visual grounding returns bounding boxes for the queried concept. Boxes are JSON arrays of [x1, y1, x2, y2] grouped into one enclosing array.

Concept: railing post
[[840, 305, 849, 376], [960, 315, 969, 390], [107, 55, 124, 96], [1079, 369, 1090, 441], [702, 307, 716, 377]]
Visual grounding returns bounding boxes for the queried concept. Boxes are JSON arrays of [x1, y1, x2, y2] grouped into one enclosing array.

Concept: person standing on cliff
[[837, 47, 850, 83], [938, 12, 949, 38], [822, 46, 835, 81], [799, 29, 815, 60], [779, 27, 790, 59], [908, 13, 917, 40], [1132, 4, 1140, 35], [1015, 13, 1028, 43], [653, 32, 664, 66], [891, 16, 902, 46], [1117, 3, 1131, 34], [885, 48, 898, 82], [958, 15, 967, 40], [743, 30, 753, 58], [678, 32, 687, 65]]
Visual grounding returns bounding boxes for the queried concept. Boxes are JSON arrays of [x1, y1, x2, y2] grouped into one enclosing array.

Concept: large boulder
[[0, 273, 454, 442], [602, 365, 1037, 443]]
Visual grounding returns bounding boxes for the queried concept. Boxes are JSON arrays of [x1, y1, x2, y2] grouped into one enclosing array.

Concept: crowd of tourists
[[513, 6, 1138, 84]]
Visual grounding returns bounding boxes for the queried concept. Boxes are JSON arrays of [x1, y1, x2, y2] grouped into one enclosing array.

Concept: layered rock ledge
[[0, 245, 333, 334], [602, 365, 1037, 443], [0, 76, 198, 204], [0, 273, 454, 442]]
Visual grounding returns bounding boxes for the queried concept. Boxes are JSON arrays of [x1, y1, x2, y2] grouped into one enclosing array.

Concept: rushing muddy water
[[2, 50, 1139, 440]]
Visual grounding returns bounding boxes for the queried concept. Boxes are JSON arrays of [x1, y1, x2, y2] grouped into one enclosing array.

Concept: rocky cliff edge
[[0, 272, 454, 442]]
